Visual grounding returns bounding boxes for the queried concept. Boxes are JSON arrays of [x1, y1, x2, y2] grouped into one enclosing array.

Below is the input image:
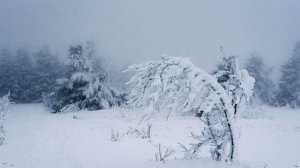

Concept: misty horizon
[[1, 0, 300, 79]]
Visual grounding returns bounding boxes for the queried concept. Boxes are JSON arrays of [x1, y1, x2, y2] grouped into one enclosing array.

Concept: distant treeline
[[0, 47, 65, 103], [1, 41, 300, 108], [243, 41, 300, 108]]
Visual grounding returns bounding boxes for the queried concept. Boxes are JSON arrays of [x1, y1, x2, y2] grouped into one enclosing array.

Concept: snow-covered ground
[[0, 104, 299, 168]]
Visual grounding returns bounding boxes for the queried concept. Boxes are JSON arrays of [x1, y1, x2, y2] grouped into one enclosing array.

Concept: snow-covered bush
[[126, 56, 248, 161], [0, 93, 10, 145], [47, 43, 125, 113], [211, 56, 255, 117]]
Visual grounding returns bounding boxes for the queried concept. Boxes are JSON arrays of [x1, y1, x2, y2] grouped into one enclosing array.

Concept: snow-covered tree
[[49, 43, 124, 112], [211, 56, 255, 117], [126, 56, 252, 161], [245, 54, 276, 106], [0, 93, 10, 145], [277, 42, 300, 108]]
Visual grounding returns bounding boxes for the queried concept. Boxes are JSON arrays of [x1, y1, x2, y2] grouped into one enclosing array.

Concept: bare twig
[[155, 144, 174, 163]]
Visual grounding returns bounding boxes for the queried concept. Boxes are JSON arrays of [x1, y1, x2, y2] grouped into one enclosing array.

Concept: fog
[[1, 0, 300, 77]]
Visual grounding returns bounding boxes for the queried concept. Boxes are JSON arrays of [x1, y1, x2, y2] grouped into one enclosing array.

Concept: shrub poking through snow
[[155, 144, 174, 163], [110, 128, 120, 142], [47, 43, 124, 113], [0, 125, 4, 145], [126, 56, 254, 161], [0, 93, 10, 145], [128, 123, 152, 139]]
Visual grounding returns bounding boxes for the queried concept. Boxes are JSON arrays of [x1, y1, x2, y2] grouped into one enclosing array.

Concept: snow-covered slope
[[0, 104, 299, 168]]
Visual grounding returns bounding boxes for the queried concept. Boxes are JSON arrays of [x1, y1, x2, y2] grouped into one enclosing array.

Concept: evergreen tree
[[245, 54, 276, 105], [277, 42, 300, 108], [49, 43, 123, 112]]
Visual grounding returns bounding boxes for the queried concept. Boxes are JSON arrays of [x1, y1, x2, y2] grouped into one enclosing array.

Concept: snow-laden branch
[[125, 56, 248, 161]]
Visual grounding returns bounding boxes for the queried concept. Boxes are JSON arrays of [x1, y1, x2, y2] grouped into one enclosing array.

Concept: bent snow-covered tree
[[211, 56, 255, 117], [48, 43, 123, 112], [126, 56, 253, 161], [0, 93, 10, 145]]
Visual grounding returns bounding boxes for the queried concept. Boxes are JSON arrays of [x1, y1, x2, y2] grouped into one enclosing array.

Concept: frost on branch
[[212, 56, 255, 117], [126, 56, 245, 161], [0, 93, 10, 145]]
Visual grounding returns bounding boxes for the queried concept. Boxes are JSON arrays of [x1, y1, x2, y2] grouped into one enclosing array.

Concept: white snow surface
[[0, 104, 299, 168]]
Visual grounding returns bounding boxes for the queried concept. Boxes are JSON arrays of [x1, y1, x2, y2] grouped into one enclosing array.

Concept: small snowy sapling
[[0, 93, 10, 145]]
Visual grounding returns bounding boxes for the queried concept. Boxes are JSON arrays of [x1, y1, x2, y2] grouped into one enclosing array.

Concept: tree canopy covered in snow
[[212, 56, 255, 117], [126, 56, 254, 161], [47, 43, 125, 113]]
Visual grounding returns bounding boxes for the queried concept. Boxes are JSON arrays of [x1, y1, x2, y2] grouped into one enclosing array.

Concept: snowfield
[[0, 104, 299, 168]]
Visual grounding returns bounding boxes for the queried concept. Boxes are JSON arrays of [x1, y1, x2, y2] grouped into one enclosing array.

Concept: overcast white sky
[[1, 0, 300, 77]]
